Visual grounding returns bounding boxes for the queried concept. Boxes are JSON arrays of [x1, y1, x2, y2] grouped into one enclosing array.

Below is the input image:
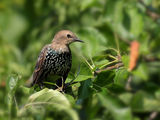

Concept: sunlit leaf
[[98, 89, 133, 120], [7, 74, 20, 96], [18, 88, 79, 120]]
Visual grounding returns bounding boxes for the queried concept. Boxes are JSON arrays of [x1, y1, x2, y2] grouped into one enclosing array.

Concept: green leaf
[[66, 63, 93, 83], [119, 93, 133, 105], [131, 91, 160, 112], [78, 79, 93, 99], [94, 70, 115, 87], [106, 83, 125, 94], [95, 59, 109, 68], [0, 11, 28, 44], [77, 27, 107, 57], [18, 88, 79, 120], [6, 74, 20, 119], [80, 0, 99, 11], [121, 55, 130, 68], [132, 63, 149, 82], [139, 32, 150, 55], [155, 89, 160, 100], [98, 89, 133, 120], [7, 74, 20, 96], [74, 75, 93, 82], [114, 68, 129, 87], [127, 7, 144, 37]]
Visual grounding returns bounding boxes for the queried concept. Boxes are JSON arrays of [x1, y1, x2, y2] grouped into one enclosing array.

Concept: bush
[[0, 0, 160, 119]]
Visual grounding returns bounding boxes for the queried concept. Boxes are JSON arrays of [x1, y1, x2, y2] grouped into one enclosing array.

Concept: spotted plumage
[[31, 30, 83, 89], [43, 45, 71, 76]]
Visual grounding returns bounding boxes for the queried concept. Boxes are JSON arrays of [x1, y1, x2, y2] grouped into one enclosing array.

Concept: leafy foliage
[[0, 0, 160, 120]]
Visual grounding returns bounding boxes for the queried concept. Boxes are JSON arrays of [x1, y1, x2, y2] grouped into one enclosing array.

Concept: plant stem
[[99, 60, 118, 69], [114, 32, 120, 55], [14, 96, 19, 112]]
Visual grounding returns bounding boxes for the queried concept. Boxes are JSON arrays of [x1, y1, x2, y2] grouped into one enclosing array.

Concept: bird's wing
[[32, 45, 49, 86]]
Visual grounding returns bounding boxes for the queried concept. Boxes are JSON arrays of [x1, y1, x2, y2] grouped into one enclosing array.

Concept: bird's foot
[[55, 83, 65, 93], [55, 86, 64, 93], [55, 77, 65, 93]]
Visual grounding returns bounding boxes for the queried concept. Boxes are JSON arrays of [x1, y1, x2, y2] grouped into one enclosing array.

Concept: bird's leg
[[59, 77, 64, 92], [61, 77, 64, 91], [55, 77, 64, 93]]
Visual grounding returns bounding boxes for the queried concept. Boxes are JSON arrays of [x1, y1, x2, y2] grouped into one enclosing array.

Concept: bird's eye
[[67, 34, 72, 38]]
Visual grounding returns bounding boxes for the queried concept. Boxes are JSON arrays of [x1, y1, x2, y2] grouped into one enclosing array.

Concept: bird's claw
[[55, 77, 65, 93]]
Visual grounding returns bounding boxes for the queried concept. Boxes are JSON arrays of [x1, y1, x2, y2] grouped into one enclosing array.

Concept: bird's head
[[52, 30, 83, 45]]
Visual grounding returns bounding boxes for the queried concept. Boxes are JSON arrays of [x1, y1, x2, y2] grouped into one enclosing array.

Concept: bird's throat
[[51, 43, 70, 53]]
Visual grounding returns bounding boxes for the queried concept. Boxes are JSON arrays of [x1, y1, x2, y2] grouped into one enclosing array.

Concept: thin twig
[[81, 55, 93, 70], [43, 81, 56, 86], [106, 48, 120, 54], [143, 55, 160, 62], [14, 96, 19, 112], [108, 54, 118, 60], [125, 75, 132, 91], [69, 64, 81, 84], [114, 32, 120, 55], [148, 111, 158, 120], [99, 59, 118, 69], [95, 62, 124, 74], [89, 56, 95, 68]]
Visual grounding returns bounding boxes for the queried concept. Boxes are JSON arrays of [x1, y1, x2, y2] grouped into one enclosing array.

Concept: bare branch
[[95, 62, 124, 74]]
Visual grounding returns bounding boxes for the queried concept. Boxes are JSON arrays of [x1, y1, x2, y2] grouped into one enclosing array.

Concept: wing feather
[[32, 45, 49, 86]]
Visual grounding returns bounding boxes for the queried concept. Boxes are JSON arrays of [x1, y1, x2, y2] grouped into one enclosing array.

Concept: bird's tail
[[25, 74, 34, 87]]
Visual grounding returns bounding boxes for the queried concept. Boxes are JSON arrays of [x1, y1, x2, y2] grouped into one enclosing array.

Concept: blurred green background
[[0, 0, 160, 120]]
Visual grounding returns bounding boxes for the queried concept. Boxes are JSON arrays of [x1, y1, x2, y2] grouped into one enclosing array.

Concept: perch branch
[[95, 62, 124, 74]]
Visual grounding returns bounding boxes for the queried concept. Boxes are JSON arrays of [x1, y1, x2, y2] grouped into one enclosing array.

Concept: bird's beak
[[74, 38, 84, 43]]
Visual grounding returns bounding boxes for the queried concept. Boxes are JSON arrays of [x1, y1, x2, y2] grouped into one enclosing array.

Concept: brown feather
[[32, 45, 49, 85]]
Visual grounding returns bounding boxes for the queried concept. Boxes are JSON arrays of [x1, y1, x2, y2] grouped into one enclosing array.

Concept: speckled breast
[[44, 47, 72, 76]]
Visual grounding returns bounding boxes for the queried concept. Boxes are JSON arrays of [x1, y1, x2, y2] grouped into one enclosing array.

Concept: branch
[[148, 111, 158, 120], [94, 62, 124, 74], [143, 55, 160, 62], [125, 75, 132, 91], [139, 0, 160, 21]]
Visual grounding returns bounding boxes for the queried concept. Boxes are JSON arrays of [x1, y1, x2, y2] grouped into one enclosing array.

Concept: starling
[[31, 30, 83, 90]]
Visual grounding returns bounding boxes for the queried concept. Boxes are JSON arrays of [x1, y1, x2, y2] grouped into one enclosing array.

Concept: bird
[[31, 30, 83, 90]]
